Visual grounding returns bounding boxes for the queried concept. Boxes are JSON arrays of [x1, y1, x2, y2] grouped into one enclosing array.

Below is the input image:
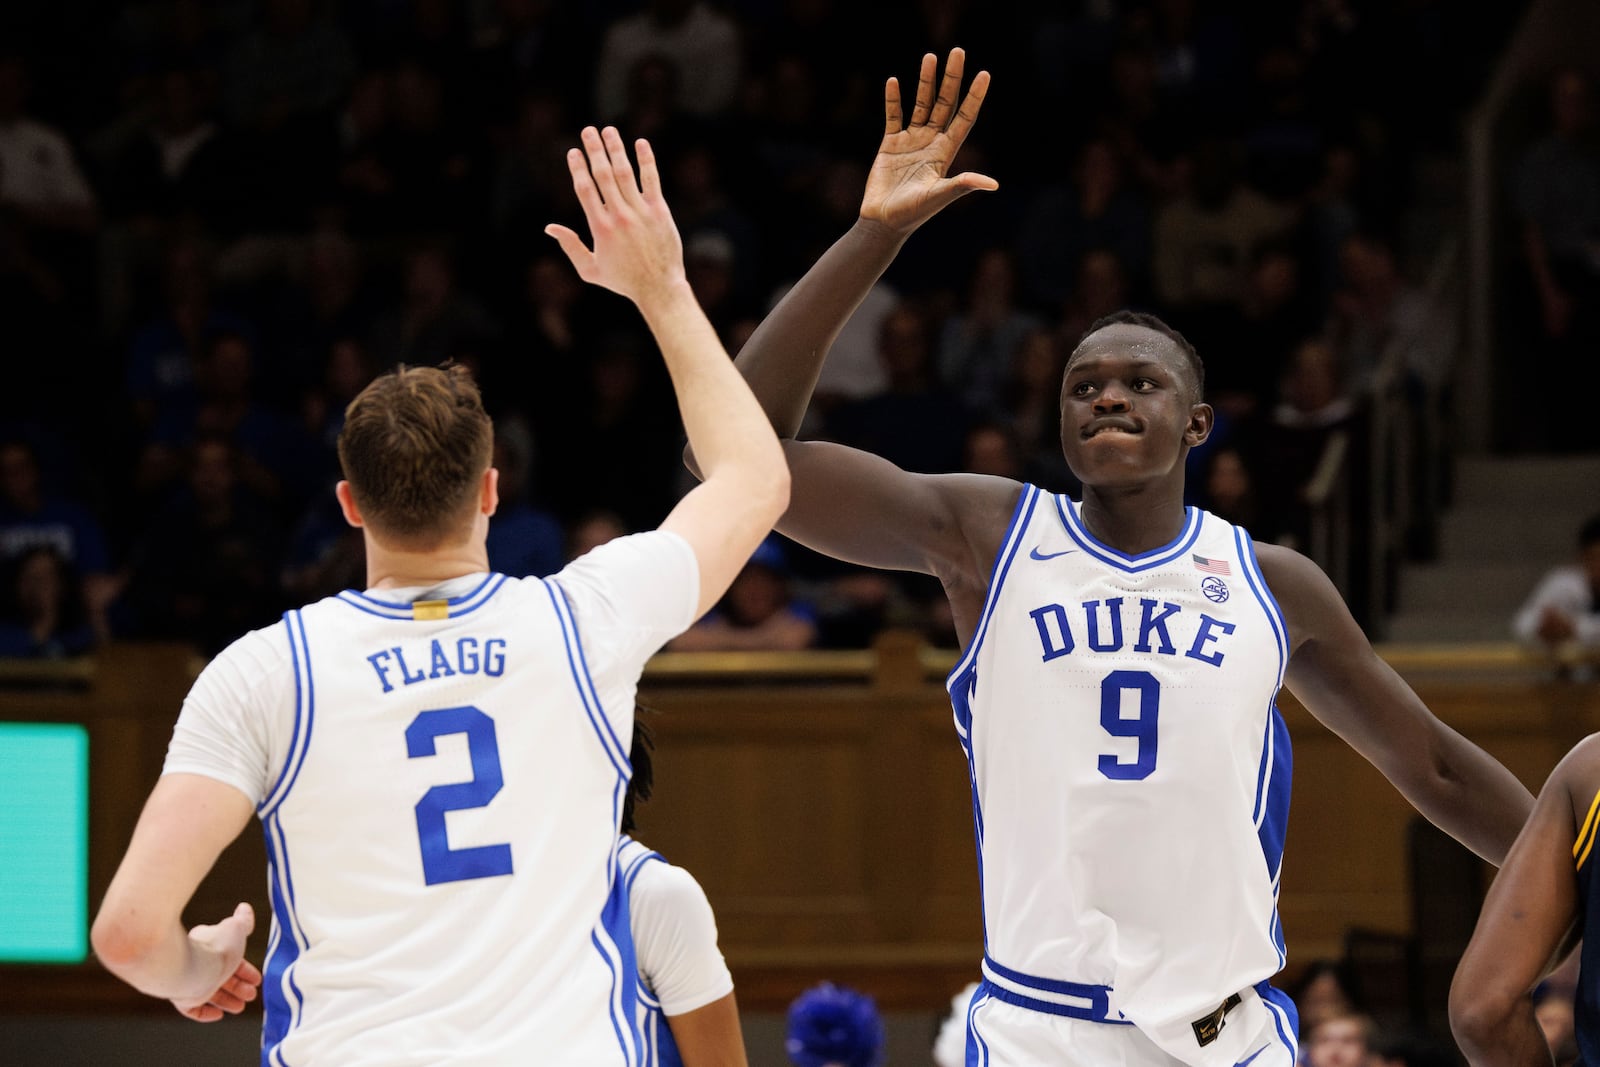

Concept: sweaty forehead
[[1070, 324, 1181, 366]]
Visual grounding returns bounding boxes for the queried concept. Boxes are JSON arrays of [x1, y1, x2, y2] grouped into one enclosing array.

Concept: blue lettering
[[1134, 600, 1181, 655], [1084, 598, 1125, 652], [367, 650, 395, 693], [1029, 604, 1074, 662], [483, 638, 506, 677], [458, 636, 481, 674], [391, 646, 427, 685], [1184, 614, 1237, 667], [429, 639, 457, 679]]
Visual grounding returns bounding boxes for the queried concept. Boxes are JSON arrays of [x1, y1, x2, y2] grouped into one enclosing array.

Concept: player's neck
[[1077, 484, 1189, 556], [362, 538, 491, 592]]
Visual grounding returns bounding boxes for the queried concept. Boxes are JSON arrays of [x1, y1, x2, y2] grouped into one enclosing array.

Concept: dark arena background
[[2, 1, 1599, 1064]]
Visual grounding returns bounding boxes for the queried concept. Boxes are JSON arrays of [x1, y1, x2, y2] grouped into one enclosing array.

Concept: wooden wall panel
[[3, 640, 1595, 1014]]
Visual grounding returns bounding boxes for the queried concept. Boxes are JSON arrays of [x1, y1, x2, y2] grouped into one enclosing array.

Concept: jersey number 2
[[1098, 669, 1159, 780], [406, 705, 515, 885]]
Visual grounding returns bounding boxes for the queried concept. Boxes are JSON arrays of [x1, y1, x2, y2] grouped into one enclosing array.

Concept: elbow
[[1448, 972, 1518, 1058], [761, 463, 792, 522], [91, 904, 162, 976]]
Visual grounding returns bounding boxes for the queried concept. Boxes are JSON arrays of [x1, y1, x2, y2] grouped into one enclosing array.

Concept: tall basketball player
[[693, 49, 1534, 1066], [90, 126, 789, 1065], [1451, 734, 1600, 1065]]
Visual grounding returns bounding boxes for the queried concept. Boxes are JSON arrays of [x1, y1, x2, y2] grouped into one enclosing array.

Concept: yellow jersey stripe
[[1574, 787, 1600, 869]]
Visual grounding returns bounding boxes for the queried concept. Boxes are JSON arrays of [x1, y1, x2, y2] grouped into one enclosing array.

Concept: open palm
[[862, 48, 998, 235]]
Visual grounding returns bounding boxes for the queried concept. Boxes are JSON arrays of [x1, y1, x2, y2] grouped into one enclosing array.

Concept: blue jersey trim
[[947, 484, 1040, 689], [1235, 529, 1289, 687], [983, 954, 1117, 1002], [261, 816, 308, 1067], [973, 975, 1134, 1025], [1257, 982, 1300, 1062], [334, 573, 509, 619], [1055, 497, 1204, 573], [545, 582, 632, 781], [965, 987, 992, 1067], [596, 861, 643, 1067], [259, 612, 310, 816]]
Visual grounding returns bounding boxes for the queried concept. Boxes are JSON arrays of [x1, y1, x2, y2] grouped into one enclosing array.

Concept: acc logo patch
[[1200, 576, 1229, 603]]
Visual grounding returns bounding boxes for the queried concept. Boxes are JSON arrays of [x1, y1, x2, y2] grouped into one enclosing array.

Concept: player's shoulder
[[1550, 734, 1600, 802], [626, 846, 710, 912], [206, 616, 295, 676]]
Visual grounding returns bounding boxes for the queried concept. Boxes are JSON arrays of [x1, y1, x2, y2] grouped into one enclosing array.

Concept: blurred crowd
[[0, 0, 1558, 656]]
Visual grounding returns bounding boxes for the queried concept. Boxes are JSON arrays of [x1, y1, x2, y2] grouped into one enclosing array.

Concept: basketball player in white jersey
[[691, 49, 1535, 1066], [618, 717, 748, 1067], [89, 125, 790, 1065]]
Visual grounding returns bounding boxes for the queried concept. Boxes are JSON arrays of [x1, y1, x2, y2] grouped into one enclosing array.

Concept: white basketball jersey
[[948, 487, 1292, 1057], [163, 533, 698, 1066]]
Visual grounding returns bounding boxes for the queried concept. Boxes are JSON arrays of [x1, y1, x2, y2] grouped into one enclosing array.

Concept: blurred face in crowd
[[1, 443, 41, 510], [724, 564, 788, 627], [1307, 1016, 1372, 1067], [17, 550, 64, 622]]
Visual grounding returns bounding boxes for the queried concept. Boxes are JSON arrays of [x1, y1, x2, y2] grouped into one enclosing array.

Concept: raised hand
[[546, 126, 686, 309], [861, 48, 997, 235], [170, 902, 262, 1023]]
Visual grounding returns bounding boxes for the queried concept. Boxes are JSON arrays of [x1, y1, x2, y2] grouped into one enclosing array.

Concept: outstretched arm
[[1451, 739, 1594, 1066], [548, 127, 788, 618], [735, 48, 996, 436], [1258, 544, 1534, 863]]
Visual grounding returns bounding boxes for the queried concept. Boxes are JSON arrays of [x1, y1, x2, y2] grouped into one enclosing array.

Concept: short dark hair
[[620, 710, 656, 835], [1580, 513, 1600, 549], [1068, 310, 1205, 399]]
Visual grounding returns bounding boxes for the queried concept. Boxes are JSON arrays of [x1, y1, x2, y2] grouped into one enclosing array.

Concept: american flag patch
[[1192, 554, 1232, 575]]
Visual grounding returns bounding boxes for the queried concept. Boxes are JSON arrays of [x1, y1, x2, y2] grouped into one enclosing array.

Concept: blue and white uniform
[[617, 835, 736, 1067], [163, 532, 699, 1067], [950, 487, 1299, 1066]]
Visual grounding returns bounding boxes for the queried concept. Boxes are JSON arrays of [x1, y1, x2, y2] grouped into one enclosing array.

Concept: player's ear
[[335, 481, 365, 528], [1184, 403, 1214, 448], [482, 467, 499, 518]]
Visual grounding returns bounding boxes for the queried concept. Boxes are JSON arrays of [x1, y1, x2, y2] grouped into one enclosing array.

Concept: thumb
[[544, 225, 596, 278], [948, 171, 999, 193], [233, 902, 254, 932]]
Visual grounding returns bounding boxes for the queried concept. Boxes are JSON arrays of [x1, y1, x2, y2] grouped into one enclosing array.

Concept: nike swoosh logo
[[1235, 1044, 1270, 1067], [1029, 547, 1078, 561]]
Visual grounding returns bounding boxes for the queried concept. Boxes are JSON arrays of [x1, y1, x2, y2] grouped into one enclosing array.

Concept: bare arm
[[90, 774, 262, 1020], [547, 127, 788, 618], [666, 991, 750, 1067], [1258, 543, 1533, 863], [1451, 739, 1597, 1065]]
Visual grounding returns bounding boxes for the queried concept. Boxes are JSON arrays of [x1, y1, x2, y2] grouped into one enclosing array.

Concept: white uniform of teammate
[[163, 532, 698, 1067], [949, 486, 1300, 1067], [617, 835, 736, 1067]]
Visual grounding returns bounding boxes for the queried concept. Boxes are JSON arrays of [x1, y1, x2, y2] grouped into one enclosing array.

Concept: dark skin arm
[[1449, 736, 1599, 1065], [1258, 543, 1534, 864], [666, 991, 750, 1067], [687, 50, 1011, 643]]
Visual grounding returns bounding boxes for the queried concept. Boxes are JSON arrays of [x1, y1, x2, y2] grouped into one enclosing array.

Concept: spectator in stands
[[1290, 958, 1360, 1036], [827, 305, 971, 476], [784, 981, 883, 1067], [567, 509, 629, 561], [1511, 512, 1600, 679], [1511, 67, 1600, 452], [1327, 231, 1455, 395], [367, 243, 498, 369], [0, 439, 116, 644], [938, 247, 1042, 416], [0, 546, 97, 659], [1258, 337, 1361, 550], [667, 537, 816, 652], [593, 0, 741, 123], [0, 53, 98, 235], [1015, 137, 1152, 311], [483, 416, 563, 579], [1304, 1012, 1377, 1067], [1195, 445, 1267, 539]]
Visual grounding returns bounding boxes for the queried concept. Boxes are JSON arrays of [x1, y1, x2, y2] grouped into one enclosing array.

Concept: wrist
[[852, 216, 915, 247]]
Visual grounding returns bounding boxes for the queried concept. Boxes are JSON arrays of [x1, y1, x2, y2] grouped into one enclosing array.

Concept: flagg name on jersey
[[1027, 597, 1238, 666], [365, 635, 508, 693]]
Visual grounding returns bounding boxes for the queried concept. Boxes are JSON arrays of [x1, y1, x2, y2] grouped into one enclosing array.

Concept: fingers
[[236, 956, 264, 986], [580, 126, 623, 207], [928, 48, 965, 130], [883, 76, 902, 136], [563, 145, 605, 219], [908, 52, 937, 127], [635, 138, 663, 202], [944, 68, 991, 150], [601, 126, 643, 208]]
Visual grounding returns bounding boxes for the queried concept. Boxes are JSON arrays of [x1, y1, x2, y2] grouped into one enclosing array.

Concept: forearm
[[1453, 997, 1553, 1067], [1405, 726, 1534, 864], [640, 280, 787, 498], [735, 219, 908, 437], [95, 919, 227, 1001]]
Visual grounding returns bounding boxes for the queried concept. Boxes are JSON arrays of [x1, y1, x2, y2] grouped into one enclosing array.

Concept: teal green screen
[[0, 723, 89, 962]]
